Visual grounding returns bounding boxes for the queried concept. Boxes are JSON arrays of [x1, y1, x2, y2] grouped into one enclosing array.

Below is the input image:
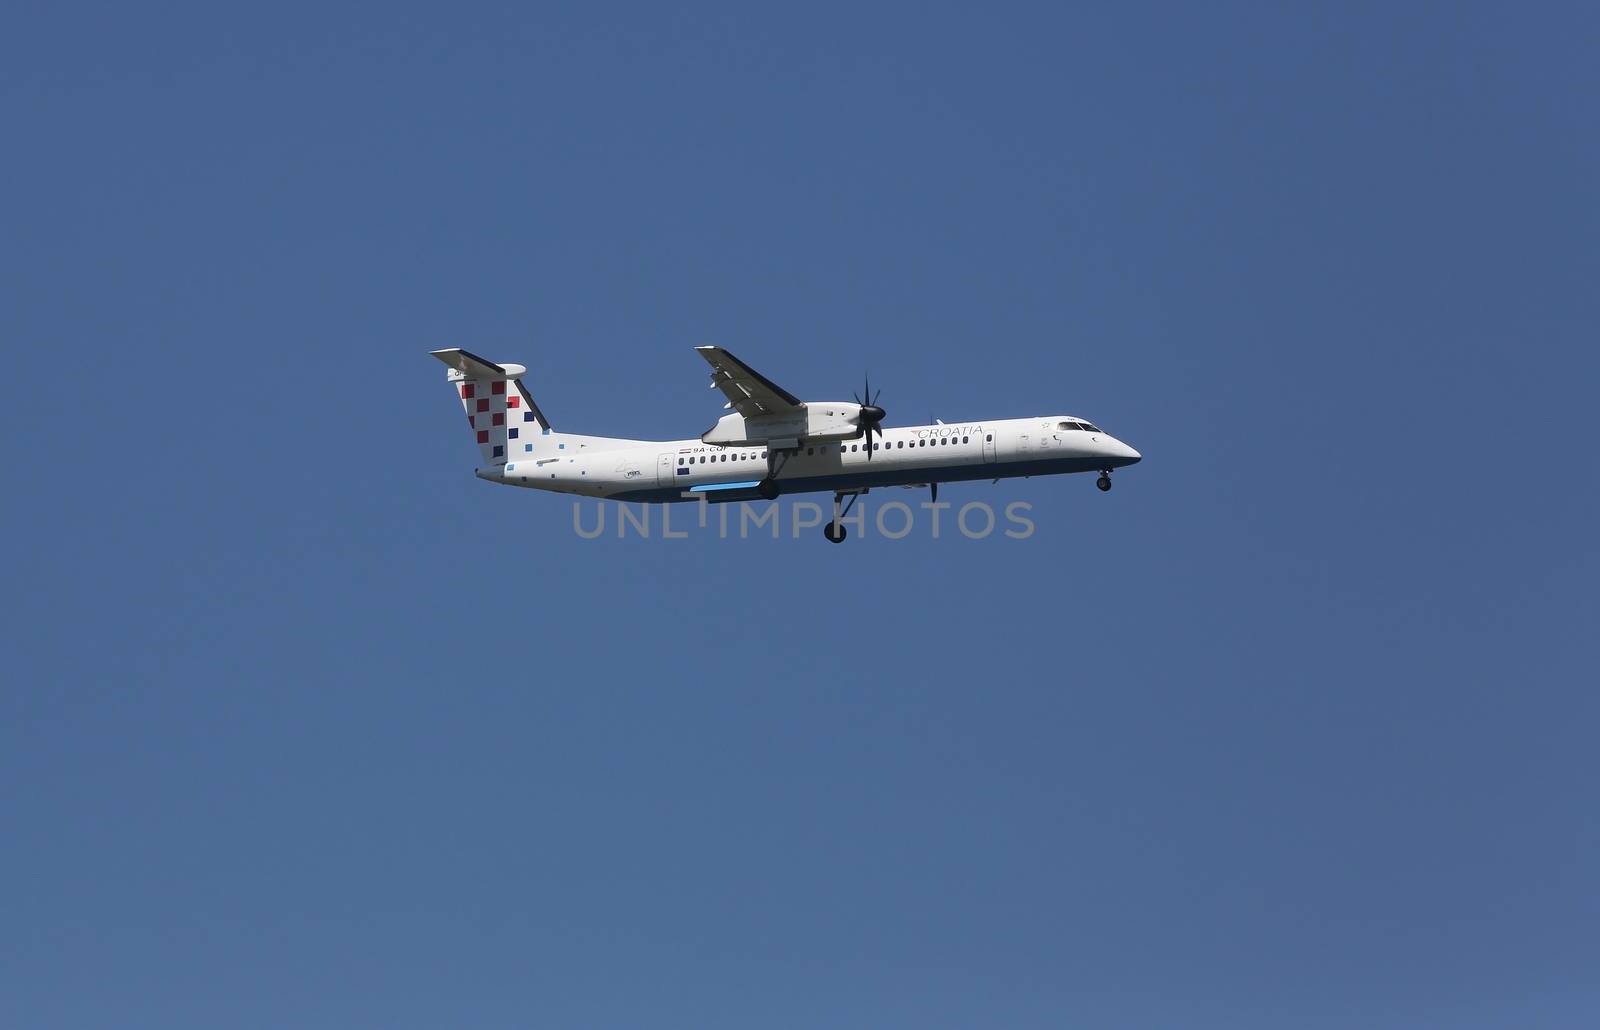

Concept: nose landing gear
[[823, 490, 860, 543], [1096, 472, 1113, 492]]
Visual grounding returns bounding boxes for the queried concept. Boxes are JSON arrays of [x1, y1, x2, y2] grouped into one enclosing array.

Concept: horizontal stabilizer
[[431, 348, 527, 380]]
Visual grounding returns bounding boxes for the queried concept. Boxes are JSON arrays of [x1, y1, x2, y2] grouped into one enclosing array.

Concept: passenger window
[[678, 458, 684, 465], [963, 436, 969, 444], [986, 434, 993, 442]]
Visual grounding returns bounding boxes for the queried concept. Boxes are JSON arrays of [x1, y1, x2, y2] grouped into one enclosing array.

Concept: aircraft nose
[[1110, 438, 1141, 466]]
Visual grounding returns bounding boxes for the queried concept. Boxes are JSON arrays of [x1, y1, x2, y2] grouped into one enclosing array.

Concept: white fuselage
[[483, 415, 1141, 502]]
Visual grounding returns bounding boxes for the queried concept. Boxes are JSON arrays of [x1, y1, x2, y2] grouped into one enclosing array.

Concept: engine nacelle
[[702, 403, 865, 447]]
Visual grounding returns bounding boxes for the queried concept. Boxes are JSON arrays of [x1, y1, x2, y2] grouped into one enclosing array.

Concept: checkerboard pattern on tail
[[431, 349, 549, 467]]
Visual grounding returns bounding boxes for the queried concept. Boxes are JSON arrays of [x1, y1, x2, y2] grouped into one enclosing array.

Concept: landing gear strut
[[824, 491, 859, 544], [1096, 472, 1113, 492], [759, 447, 795, 500]]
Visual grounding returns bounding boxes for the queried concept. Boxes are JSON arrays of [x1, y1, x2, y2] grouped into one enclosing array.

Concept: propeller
[[853, 374, 887, 459]]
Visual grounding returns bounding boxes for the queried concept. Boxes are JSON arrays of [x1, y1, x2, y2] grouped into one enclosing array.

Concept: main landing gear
[[759, 446, 797, 500], [1097, 472, 1113, 492], [824, 491, 860, 544]]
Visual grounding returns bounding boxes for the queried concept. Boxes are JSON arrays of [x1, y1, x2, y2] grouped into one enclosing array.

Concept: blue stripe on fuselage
[[689, 480, 763, 492]]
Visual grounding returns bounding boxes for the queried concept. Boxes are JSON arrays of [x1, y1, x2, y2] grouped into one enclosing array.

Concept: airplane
[[431, 346, 1141, 543]]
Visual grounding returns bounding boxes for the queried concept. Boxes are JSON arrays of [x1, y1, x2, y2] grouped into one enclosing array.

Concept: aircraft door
[[983, 431, 998, 464], [657, 452, 676, 488]]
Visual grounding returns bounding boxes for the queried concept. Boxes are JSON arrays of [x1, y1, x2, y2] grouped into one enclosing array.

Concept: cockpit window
[[1058, 421, 1081, 431], [1077, 422, 1101, 433]]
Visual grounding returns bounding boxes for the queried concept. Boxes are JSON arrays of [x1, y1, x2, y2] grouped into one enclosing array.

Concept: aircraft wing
[[695, 346, 805, 419]]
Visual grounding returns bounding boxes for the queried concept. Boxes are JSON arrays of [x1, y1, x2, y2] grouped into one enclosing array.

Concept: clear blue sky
[[3, 2, 1597, 1027]]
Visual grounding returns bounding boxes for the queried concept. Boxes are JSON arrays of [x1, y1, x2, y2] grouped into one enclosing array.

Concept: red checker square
[[476, 398, 490, 412], [507, 395, 519, 408], [491, 381, 506, 395], [491, 412, 504, 426], [476, 430, 489, 444], [461, 384, 475, 399]]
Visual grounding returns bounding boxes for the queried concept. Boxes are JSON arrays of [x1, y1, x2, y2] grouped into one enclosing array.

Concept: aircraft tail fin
[[431, 349, 552, 466]]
